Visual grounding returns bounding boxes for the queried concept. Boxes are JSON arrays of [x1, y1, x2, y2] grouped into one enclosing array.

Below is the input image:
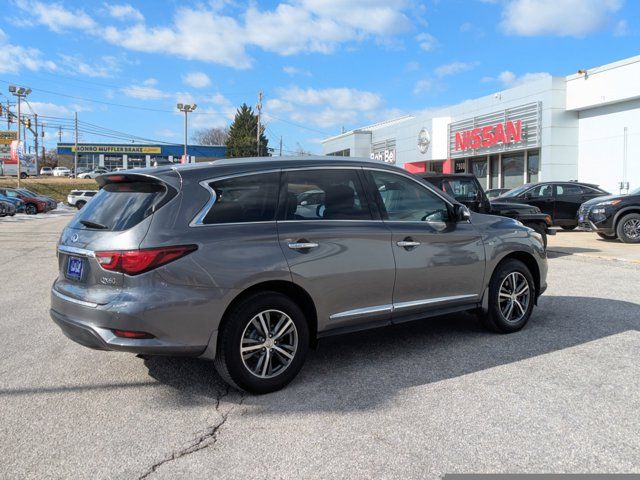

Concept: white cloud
[[416, 32, 438, 52], [16, 0, 96, 32], [614, 19, 629, 37], [121, 78, 171, 100], [15, 1, 413, 68], [266, 85, 383, 128], [501, 0, 623, 37], [0, 29, 57, 74], [58, 54, 120, 78], [182, 72, 212, 89], [435, 61, 477, 78], [484, 70, 552, 87], [105, 3, 144, 22], [155, 128, 177, 140], [283, 66, 311, 77], [27, 101, 71, 117]]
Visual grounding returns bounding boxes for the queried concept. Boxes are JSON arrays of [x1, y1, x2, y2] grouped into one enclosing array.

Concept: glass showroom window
[[490, 155, 499, 189], [502, 153, 524, 190], [527, 150, 540, 183], [471, 158, 488, 190]]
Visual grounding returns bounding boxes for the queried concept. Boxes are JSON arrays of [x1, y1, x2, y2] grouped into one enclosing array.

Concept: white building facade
[[322, 55, 640, 195]]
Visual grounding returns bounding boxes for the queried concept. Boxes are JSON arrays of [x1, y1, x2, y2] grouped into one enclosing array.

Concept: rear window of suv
[[69, 182, 166, 231]]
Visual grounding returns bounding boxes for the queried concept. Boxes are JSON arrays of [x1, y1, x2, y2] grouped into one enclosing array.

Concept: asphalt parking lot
[[1, 214, 639, 478]]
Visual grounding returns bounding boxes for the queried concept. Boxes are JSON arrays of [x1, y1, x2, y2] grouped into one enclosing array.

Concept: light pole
[[8, 85, 31, 187], [177, 103, 197, 163]]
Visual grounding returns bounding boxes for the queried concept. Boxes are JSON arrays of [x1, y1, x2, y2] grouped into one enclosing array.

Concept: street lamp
[[8, 85, 32, 187], [177, 103, 197, 163]]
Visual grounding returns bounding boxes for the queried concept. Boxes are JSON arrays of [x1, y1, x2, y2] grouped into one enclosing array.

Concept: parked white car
[[53, 167, 71, 177], [40, 167, 53, 176], [67, 190, 98, 209], [77, 167, 110, 179]]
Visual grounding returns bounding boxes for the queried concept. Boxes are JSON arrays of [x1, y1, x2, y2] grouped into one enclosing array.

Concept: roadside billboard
[[0, 139, 37, 176]]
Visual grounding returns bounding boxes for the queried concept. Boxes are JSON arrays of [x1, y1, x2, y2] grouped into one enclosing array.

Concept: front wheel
[[616, 213, 640, 244], [561, 225, 576, 231], [479, 259, 535, 333], [214, 292, 309, 394]]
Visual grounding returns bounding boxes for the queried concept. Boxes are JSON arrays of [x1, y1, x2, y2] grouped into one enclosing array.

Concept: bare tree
[[191, 127, 230, 146], [294, 142, 312, 156]]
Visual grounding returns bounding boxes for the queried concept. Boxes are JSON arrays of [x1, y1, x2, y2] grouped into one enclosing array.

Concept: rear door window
[[283, 169, 372, 220], [69, 182, 166, 231], [439, 178, 480, 203], [202, 172, 279, 224]]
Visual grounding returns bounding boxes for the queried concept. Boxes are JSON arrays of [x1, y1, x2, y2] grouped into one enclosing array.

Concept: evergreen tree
[[225, 104, 269, 158]]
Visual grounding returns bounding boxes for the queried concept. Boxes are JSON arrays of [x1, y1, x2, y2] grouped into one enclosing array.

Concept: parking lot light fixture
[[177, 103, 197, 163], [8, 84, 31, 188]]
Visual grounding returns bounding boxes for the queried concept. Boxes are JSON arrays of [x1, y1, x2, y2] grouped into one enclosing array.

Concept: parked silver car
[[50, 157, 547, 393]]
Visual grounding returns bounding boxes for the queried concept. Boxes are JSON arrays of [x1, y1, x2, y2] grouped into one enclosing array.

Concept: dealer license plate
[[66, 256, 84, 281]]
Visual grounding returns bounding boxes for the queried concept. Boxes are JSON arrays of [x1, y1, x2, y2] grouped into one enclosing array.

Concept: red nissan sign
[[454, 120, 522, 151]]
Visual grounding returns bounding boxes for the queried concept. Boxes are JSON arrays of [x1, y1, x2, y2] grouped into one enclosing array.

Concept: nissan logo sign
[[418, 128, 431, 154]]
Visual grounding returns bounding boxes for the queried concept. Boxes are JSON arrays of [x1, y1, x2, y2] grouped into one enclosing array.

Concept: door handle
[[288, 242, 319, 250], [397, 240, 421, 248]]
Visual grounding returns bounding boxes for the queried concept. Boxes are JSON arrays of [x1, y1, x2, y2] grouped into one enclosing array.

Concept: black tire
[[527, 223, 547, 249], [597, 232, 617, 240], [616, 213, 640, 244], [20, 172, 27, 179], [561, 225, 576, 231], [479, 259, 536, 333], [214, 291, 309, 394], [25, 203, 37, 215], [76, 201, 86, 210]]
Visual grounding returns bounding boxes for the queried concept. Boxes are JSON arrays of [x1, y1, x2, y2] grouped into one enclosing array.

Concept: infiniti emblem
[[71, 233, 79, 242]]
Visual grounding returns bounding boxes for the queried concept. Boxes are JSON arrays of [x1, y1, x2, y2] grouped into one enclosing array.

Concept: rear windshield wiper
[[80, 219, 108, 230]]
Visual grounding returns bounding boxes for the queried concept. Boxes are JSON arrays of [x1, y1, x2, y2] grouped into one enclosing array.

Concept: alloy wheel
[[240, 309, 298, 379], [498, 272, 531, 323], [623, 219, 640, 240]]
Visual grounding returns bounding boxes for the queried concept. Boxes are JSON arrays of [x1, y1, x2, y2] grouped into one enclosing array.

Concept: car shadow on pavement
[[142, 295, 640, 410], [547, 247, 601, 258]]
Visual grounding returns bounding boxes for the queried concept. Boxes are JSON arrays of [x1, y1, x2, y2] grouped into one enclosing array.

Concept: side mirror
[[453, 204, 471, 222], [522, 192, 531, 200]]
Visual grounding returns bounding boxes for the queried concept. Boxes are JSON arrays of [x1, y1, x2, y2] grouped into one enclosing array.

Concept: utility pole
[[41, 122, 46, 167], [279, 136, 283, 157], [5, 101, 10, 130], [58, 125, 63, 143], [74, 111, 78, 176], [34, 113, 39, 174], [176, 103, 197, 163], [256, 91, 263, 156]]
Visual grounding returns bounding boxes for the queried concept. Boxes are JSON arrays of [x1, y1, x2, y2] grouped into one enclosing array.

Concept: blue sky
[[0, 0, 638, 154]]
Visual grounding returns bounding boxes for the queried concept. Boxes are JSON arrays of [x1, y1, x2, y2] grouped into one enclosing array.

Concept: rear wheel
[[597, 232, 617, 240], [25, 203, 37, 215], [561, 225, 577, 231], [214, 291, 309, 394], [20, 172, 27, 179], [616, 213, 640, 244], [479, 259, 535, 333], [76, 200, 86, 210]]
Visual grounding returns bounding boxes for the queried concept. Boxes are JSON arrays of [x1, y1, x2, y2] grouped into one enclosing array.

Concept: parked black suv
[[577, 187, 640, 243], [495, 181, 609, 230], [421, 173, 553, 247]]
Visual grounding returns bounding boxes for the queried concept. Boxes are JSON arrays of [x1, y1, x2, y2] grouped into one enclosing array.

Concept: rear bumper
[[49, 284, 226, 357]]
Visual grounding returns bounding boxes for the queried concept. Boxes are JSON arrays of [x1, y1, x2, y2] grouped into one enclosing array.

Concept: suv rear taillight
[[95, 245, 197, 275]]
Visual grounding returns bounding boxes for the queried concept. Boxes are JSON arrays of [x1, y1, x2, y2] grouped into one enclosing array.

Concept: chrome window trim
[[329, 294, 478, 320], [52, 288, 98, 308], [58, 245, 96, 258]]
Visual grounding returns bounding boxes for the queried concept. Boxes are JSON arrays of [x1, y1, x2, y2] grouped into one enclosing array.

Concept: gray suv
[[51, 157, 547, 393]]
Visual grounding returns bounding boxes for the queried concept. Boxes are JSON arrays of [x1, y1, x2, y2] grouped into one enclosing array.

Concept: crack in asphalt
[[138, 386, 246, 479]]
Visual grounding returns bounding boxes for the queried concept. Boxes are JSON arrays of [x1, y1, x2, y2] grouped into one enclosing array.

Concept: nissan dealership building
[[322, 55, 640, 195]]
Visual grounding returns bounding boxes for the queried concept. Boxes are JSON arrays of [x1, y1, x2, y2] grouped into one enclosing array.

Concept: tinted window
[[284, 169, 371, 220], [203, 173, 279, 224], [69, 182, 165, 231], [371, 171, 449, 222], [527, 184, 553, 198], [84, 191, 97, 197], [439, 178, 480, 203], [556, 184, 582, 196]]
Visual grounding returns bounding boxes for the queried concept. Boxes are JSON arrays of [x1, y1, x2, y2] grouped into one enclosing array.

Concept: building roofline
[[321, 115, 415, 143]]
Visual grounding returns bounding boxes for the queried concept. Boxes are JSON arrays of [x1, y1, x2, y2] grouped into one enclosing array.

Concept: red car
[[0, 188, 51, 214]]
